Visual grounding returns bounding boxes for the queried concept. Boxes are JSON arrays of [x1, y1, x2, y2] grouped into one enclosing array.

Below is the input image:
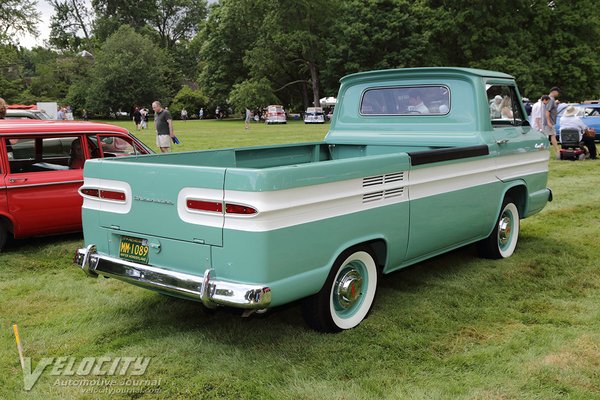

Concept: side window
[[95, 135, 136, 157], [486, 85, 524, 126], [6, 136, 82, 173]]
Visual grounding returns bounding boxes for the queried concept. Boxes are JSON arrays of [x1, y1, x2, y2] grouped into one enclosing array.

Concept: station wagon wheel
[[477, 197, 520, 259], [302, 246, 378, 332]]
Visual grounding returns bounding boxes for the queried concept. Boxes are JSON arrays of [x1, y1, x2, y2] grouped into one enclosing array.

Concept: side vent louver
[[362, 171, 406, 204], [363, 191, 384, 203], [384, 172, 405, 183], [363, 175, 384, 187], [384, 187, 404, 199]]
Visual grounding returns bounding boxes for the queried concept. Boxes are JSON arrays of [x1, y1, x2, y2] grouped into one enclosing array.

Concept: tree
[[169, 85, 208, 118], [0, 0, 40, 45], [48, 0, 95, 51], [228, 78, 277, 112], [322, 0, 434, 94], [198, 0, 267, 109], [0, 45, 25, 102], [85, 25, 174, 115]]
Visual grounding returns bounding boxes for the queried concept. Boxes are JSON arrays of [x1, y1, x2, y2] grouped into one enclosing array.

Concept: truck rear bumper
[[74, 245, 271, 310]]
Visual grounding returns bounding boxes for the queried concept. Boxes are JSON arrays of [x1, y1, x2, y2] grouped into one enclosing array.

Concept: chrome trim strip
[[6, 180, 83, 189], [74, 246, 271, 309]]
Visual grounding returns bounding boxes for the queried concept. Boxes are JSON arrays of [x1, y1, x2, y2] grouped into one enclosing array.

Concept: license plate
[[119, 236, 149, 264]]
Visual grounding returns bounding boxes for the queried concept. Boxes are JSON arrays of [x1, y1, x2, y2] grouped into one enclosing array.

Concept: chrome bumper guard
[[74, 245, 271, 310]]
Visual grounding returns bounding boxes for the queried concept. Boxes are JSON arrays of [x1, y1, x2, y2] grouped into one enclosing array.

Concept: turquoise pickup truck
[[74, 68, 552, 332]]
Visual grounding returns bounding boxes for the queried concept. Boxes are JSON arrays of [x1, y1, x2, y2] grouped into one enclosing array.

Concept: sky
[[17, 0, 217, 48], [17, 0, 57, 48]]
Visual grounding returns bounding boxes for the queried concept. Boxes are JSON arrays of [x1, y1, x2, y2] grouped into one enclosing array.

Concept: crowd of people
[[528, 87, 597, 160], [490, 86, 598, 160]]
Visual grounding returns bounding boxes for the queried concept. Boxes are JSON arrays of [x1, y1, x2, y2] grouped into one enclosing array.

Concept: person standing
[[199, 107, 204, 120], [0, 98, 7, 119], [531, 95, 550, 131], [543, 87, 561, 159], [133, 107, 142, 130], [57, 107, 66, 120], [181, 108, 188, 122], [152, 101, 175, 153], [244, 107, 251, 130], [140, 107, 148, 129]]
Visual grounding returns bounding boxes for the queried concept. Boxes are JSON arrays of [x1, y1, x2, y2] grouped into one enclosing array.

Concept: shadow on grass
[[88, 243, 493, 348], [2, 232, 83, 254]]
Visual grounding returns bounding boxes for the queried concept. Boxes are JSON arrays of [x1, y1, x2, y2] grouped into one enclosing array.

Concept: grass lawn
[[1, 120, 599, 399]]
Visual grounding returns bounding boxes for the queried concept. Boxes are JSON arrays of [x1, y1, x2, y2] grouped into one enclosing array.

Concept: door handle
[[496, 139, 509, 145], [9, 178, 28, 183]]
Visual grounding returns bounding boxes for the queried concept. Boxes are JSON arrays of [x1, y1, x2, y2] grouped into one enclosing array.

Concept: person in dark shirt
[[152, 101, 175, 153]]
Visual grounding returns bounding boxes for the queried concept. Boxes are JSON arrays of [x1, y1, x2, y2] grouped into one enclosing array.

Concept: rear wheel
[[302, 246, 378, 332], [477, 197, 520, 259]]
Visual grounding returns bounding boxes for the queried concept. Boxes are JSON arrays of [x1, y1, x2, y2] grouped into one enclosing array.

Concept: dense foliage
[[2, 0, 600, 116]]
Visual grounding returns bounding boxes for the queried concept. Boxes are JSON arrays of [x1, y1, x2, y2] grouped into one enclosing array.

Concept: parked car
[[5, 109, 53, 120], [265, 105, 286, 124], [555, 103, 600, 141], [304, 107, 325, 124], [0, 120, 153, 251]]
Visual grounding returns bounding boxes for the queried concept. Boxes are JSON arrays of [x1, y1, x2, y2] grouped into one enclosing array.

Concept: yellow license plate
[[119, 236, 149, 264]]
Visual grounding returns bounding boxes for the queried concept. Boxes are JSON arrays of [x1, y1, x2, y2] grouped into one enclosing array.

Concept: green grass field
[[1, 119, 599, 399]]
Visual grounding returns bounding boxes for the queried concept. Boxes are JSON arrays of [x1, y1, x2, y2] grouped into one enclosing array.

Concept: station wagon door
[[3, 135, 85, 237]]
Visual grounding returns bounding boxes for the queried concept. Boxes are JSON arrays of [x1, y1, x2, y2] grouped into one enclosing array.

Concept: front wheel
[[477, 197, 520, 259], [302, 246, 378, 332]]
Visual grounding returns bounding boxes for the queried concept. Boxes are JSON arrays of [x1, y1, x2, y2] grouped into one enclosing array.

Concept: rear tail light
[[225, 203, 257, 215], [187, 200, 223, 213], [81, 188, 126, 202], [185, 199, 257, 215], [81, 188, 99, 197]]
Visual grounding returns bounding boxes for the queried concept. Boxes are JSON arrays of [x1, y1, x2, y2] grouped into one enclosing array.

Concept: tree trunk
[[308, 61, 320, 107], [302, 81, 310, 110]]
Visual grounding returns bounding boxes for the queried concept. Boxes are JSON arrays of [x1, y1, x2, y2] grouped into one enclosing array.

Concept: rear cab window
[[360, 86, 450, 115]]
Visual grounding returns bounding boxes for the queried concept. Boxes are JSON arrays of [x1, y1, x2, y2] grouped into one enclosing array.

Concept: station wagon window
[[5, 136, 83, 173], [360, 86, 450, 115], [486, 84, 525, 126]]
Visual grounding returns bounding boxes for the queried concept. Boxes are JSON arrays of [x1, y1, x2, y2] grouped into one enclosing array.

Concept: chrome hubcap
[[498, 214, 512, 246], [335, 269, 363, 309]]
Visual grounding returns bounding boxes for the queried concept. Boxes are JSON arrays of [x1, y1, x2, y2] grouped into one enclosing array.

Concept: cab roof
[[0, 120, 129, 135], [340, 67, 514, 83]]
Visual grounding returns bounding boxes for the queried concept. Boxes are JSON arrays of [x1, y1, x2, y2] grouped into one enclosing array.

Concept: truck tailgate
[[81, 159, 225, 246]]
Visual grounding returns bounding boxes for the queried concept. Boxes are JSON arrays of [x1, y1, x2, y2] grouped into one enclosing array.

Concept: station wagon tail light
[[80, 188, 126, 202]]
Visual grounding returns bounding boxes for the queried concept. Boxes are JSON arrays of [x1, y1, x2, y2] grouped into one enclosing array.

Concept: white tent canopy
[[319, 97, 337, 107]]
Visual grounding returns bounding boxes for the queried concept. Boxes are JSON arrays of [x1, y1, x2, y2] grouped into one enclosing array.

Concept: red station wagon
[[0, 120, 152, 251]]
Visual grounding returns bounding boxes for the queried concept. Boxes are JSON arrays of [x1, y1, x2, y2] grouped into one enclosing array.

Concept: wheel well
[[365, 239, 387, 270], [0, 215, 13, 233], [505, 185, 526, 217]]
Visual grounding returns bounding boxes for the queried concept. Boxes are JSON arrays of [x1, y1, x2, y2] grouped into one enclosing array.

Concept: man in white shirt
[[407, 89, 429, 114], [531, 95, 550, 131]]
